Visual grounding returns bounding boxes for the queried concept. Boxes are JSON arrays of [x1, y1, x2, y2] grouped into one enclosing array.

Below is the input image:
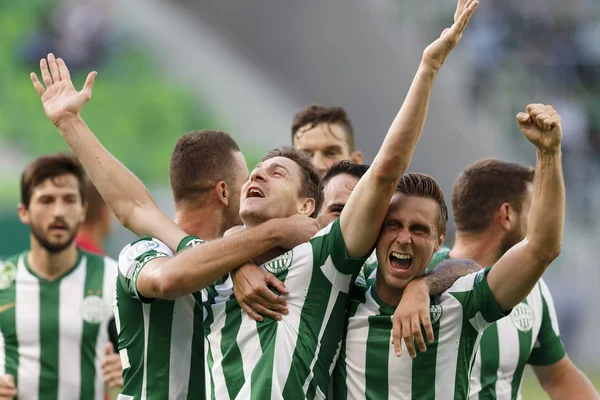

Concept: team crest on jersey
[[81, 295, 108, 324], [510, 303, 534, 332], [0, 261, 17, 290], [126, 240, 159, 261], [429, 304, 443, 325], [263, 250, 293, 274]]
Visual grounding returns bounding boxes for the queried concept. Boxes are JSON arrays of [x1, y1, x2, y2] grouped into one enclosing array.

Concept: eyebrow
[[328, 203, 346, 210], [268, 162, 290, 174]]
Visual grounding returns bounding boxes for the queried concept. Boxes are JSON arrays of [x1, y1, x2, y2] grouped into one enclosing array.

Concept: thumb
[[82, 71, 97, 95], [266, 274, 288, 295], [3, 374, 15, 388], [516, 112, 531, 125], [105, 342, 114, 355]]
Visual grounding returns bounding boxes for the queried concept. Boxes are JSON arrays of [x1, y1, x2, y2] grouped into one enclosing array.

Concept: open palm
[[31, 53, 97, 127], [422, 0, 478, 71]]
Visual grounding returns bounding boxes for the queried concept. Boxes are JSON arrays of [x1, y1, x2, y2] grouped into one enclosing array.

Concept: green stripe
[[80, 254, 105, 400], [478, 323, 500, 399], [365, 314, 391, 399], [249, 322, 277, 400], [332, 301, 360, 400], [0, 255, 18, 385], [411, 298, 441, 399], [221, 300, 244, 398], [39, 282, 60, 400], [145, 300, 175, 397], [187, 293, 205, 400], [511, 300, 533, 398], [203, 288, 217, 400]]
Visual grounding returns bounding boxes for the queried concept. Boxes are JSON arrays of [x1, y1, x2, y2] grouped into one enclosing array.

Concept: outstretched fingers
[[47, 53, 61, 82], [57, 58, 71, 82], [451, 0, 479, 36], [40, 58, 53, 87], [30, 73, 45, 97]]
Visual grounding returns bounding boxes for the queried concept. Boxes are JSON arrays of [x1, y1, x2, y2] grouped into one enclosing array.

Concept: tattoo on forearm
[[425, 258, 481, 295]]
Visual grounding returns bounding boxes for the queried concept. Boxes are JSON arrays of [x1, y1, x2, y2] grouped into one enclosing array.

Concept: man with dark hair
[[0, 153, 119, 400], [426, 158, 598, 399], [292, 104, 363, 176], [32, 57, 319, 399], [76, 183, 113, 255]]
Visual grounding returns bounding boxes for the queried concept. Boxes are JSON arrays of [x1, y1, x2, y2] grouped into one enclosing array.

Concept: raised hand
[[30, 53, 97, 128], [422, 0, 479, 71], [517, 104, 562, 152]]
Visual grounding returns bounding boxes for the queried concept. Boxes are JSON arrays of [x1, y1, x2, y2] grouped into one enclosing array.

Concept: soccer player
[[291, 105, 363, 177], [426, 158, 599, 399], [31, 57, 320, 399], [0, 154, 118, 400], [333, 99, 565, 399]]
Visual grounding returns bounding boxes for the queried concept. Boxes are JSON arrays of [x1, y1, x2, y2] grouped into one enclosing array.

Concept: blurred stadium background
[[1, 0, 599, 397]]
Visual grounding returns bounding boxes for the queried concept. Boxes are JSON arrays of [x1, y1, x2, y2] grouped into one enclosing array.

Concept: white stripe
[[313, 222, 334, 239], [57, 256, 86, 400], [468, 347, 483, 398], [204, 335, 211, 400], [236, 314, 261, 385], [320, 255, 353, 293], [434, 294, 462, 400], [16, 255, 40, 399], [448, 271, 478, 292], [141, 303, 151, 400], [169, 296, 195, 399], [343, 302, 370, 399], [0, 326, 5, 375], [301, 268, 343, 394], [469, 311, 491, 333], [268, 243, 313, 400], [206, 301, 229, 399], [539, 279, 560, 335], [388, 328, 412, 400], [495, 312, 519, 397], [97, 257, 117, 400]]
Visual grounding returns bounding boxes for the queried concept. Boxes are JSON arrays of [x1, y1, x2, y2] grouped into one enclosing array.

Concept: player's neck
[[174, 206, 222, 240], [450, 230, 502, 268], [374, 278, 403, 307], [27, 239, 79, 282]]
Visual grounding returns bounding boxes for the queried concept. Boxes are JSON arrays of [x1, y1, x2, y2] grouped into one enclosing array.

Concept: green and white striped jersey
[[115, 236, 206, 400], [0, 250, 117, 400], [334, 267, 507, 400], [429, 249, 566, 400], [204, 219, 367, 399]]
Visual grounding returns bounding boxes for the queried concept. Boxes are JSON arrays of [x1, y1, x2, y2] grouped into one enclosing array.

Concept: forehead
[[31, 174, 81, 197], [256, 156, 302, 177], [293, 123, 350, 150], [386, 193, 439, 225], [323, 173, 359, 205]]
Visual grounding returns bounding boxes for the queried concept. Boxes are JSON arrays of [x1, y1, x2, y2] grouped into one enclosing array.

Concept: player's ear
[[434, 231, 446, 253], [351, 151, 363, 164], [498, 202, 511, 231], [17, 203, 30, 225], [298, 197, 316, 216], [215, 181, 229, 207]]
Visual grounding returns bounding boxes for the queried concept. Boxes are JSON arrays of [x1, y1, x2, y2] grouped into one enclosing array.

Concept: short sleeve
[[448, 267, 509, 333], [310, 219, 369, 276], [528, 280, 566, 366], [117, 237, 173, 302]]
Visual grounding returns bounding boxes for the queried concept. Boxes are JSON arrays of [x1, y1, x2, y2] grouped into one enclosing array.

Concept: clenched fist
[[517, 104, 562, 152]]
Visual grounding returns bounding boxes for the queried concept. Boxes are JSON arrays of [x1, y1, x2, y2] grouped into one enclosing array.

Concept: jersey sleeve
[[310, 218, 369, 276], [447, 267, 509, 333], [117, 237, 174, 302], [527, 280, 566, 366]]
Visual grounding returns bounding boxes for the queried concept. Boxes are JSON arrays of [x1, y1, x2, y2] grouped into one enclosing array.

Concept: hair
[[262, 146, 324, 218], [169, 130, 241, 203], [323, 161, 369, 185], [452, 158, 535, 233], [21, 153, 88, 208], [396, 173, 448, 235], [291, 104, 356, 150], [83, 183, 108, 225]]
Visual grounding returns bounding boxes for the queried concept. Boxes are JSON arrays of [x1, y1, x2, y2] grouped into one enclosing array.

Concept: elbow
[[528, 240, 562, 266], [153, 273, 182, 301], [371, 157, 408, 183]]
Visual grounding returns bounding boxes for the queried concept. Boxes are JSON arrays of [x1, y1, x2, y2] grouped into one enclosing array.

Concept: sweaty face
[[500, 183, 533, 255], [239, 156, 308, 227], [20, 175, 86, 253], [293, 123, 361, 176], [223, 151, 249, 228], [317, 173, 359, 227], [375, 193, 444, 292]]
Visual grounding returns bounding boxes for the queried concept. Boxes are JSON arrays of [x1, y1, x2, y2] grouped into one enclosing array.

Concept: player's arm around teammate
[[485, 104, 564, 312]]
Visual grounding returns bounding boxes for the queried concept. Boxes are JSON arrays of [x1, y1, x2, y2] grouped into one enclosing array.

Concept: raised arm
[[128, 215, 319, 300], [30, 54, 186, 251], [340, 0, 479, 257], [488, 104, 565, 312], [392, 258, 481, 357]]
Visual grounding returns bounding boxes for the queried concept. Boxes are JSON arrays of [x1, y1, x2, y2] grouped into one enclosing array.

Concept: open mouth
[[247, 187, 265, 198], [389, 252, 412, 270]]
